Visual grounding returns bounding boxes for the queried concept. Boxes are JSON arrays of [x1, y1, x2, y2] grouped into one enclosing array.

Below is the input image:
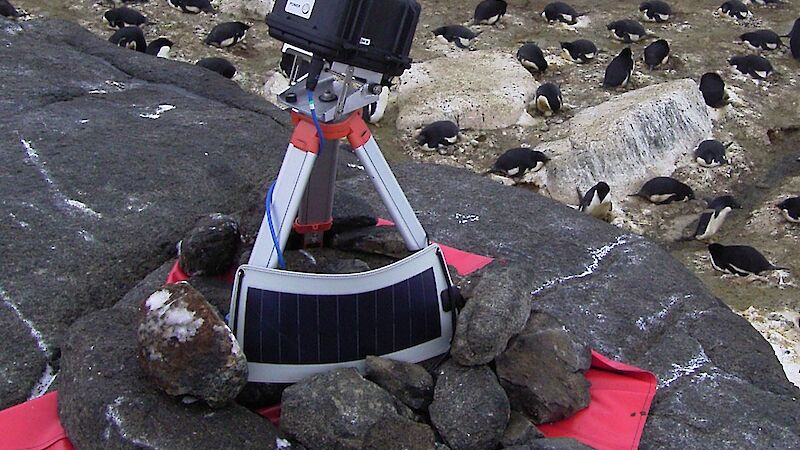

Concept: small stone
[[331, 227, 412, 259], [136, 282, 248, 407], [502, 411, 545, 447], [363, 415, 437, 450], [179, 213, 241, 277], [365, 355, 434, 411]]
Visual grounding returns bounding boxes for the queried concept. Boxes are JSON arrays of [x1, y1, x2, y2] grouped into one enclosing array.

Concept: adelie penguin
[[694, 139, 729, 167], [145, 38, 173, 58], [517, 43, 547, 72], [417, 121, 460, 151], [787, 18, 800, 61], [169, 0, 214, 14], [109, 26, 147, 52], [729, 54, 773, 80], [433, 25, 479, 49], [777, 196, 800, 223], [534, 83, 562, 116], [473, 0, 507, 25], [104, 7, 147, 28], [561, 39, 597, 63], [693, 195, 741, 240], [197, 57, 236, 79], [490, 148, 550, 178], [206, 22, 250, 48], [639, 1, 672, 23], [699, 72, 729, 108], [740, 30, 783, 50], [579, 182, 613, 220], [708, 243, 787, 277], [644, 39, 670, 70], [0, 0, 20, 18], [541, 2, 582, 25], [603, 47, 634, 89], [607, 20, 647, 43], [718, 1, 751, 20], [632, 176, 694, 204]]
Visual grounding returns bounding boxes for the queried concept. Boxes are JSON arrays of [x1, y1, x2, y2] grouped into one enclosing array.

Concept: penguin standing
[[490, 148, 550, 178], [579, 182, 613, 220], [516, 43, 548, 72], [561, 39, 597, 63], [699, 72, 729, 108], [787, 18, 800, 61], [777, 196, 800, 223], [729, 54, 773, 79], [109, 26, 147, 52], [362, 86, 390, 124], [694, 140, 729, 167], [104, 7, 147, 28], [607, 20, 647, 43], [417, 121, 460, 151], [473, 0, 507, 25], [718, 1, 751, 20], [632, 177, 694, 204], [542, 2, 581, 25], [603, 47, 634, 89], [145, 38, 173, 58], [534, 83, 562, 116], [644, 39, 670, 69], [197, 57, 237, 79], [639, 1, 672, 22], [694, 195, 741, 240], [432, 25, 479, 49], [205, 22, 250, 48], [740, 30, 783, 50], [0, 0, 19, 18], [708, 243, 787, 277]]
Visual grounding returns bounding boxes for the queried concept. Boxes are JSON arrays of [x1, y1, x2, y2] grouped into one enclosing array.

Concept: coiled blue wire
[[265, 181, 286, 270]]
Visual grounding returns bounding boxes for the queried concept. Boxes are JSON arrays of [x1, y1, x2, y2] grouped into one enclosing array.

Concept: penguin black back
[[729, 54, 773, 79], [634, 176, 695, 204], [517, 43, 547, 72], [1, 0, 20, 18], [535, 83, 562, 116], [579, 181, 612, 219], [197, 57, 237, 79], [417, 121, 460, 150], [777, 196, 800, 222], [542, 2, 581, 25], [740, 30, 782, 50], [433, 25, 479, 49], [180, 0, 214, 14], [145, 37, 173, 58], [694, 140, 728, 167], [699, 72, 727, 108], [607, 20, 646, 43], [719, 1, 750, 20], [639, 1, 672, 22], [644, 39, 670, 69], [491, 148, 549, 177], [205, 22, 250, 47], [109, 26, 147, 52], [603, 47, 634, 88], [561, 39, 597, 63], [789, 18, 800, 61], [474, 0, 507, 25], [708, 243, 785, 276], [104, 7, 147, 28]]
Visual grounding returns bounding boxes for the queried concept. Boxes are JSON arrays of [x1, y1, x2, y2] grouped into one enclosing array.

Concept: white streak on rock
[[0, 285, 48, 354], [658, 350, 710, 389], [636, 294, 690, 331], [29, 366, 58, 400], [104, 397, 157, 448], [139, 104, 176, 119], [532, 235, 629, 295], [20, 139, 102, 219]]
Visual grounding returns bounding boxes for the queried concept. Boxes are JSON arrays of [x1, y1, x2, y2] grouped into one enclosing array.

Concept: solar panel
[[230, 244, 454, 383]]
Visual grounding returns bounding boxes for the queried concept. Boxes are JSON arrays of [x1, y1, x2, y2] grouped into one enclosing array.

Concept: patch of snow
[[454, 212, 479, 224], [658, 349, 710, 388], [532, 235, 629, 295], [145, 290, 171, 311], [29, 365, 57, 400], [276, 438, 292, 449], [739, 307, 800, 388], [139, 104, 176, 119], [162, 305, 204, 342]]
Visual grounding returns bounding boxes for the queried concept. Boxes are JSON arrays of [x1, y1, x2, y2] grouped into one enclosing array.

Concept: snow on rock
[[137, 283, 247, 407], [395, 50, 538, 130], [541, 79, 712, 204]]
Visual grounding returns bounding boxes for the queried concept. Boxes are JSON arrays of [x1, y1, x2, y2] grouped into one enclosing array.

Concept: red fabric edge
[[166, 260, 236, 284], [0, 392, 74, 450]]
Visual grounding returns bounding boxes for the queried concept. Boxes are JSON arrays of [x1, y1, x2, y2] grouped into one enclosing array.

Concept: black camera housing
[[266, 0, 420, 77]]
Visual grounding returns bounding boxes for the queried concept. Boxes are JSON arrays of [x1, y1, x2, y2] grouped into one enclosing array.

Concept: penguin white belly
[[220, 37, 236, 47], [458, 37, 471, 48], [561, 49, 575, 61], [649, 193, 674, 203], [660, 55, 669, 65], [536, 96, 552, 115], [766, 42, 778, 50], [186, 5, 200, 13], [486, 15, 500, 25], [755, 70, 769, 79], [506, 167, 520, 176], [531, 161, 545, 172], [658, 14, 670, 21], [697, 208, 731, 239], [782, 209, 800, 223], [157, 46, 171, 58], [561, 14, 574, 23], [444, 134, 459, 144]]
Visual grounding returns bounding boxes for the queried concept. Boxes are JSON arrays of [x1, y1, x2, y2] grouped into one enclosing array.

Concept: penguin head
[[595, 181, 611, 197], [791, 18, 800, 37], [620, 47, 633, 59], [708, 243, 724, 254], [639, 2, 650, 12]]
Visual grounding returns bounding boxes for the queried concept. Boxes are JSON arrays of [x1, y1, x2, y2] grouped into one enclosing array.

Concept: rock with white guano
[[540, 79, 712, 204], [219, 0, 274, 20], [395, 51, 538, 130], [137, 282, 248, 407]]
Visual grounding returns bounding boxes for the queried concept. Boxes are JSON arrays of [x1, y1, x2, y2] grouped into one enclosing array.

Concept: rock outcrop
[[395, 50, 538, 130], [365, 355, 434, 411], [220, 0, 275, 20], [178, 214, 241, 277], [539, 79, 712, 204]]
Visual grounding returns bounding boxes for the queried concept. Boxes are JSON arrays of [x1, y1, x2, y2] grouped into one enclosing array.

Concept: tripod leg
[[353, 136, 427, 251], [249, 144, 317, 268], [296, 138, 339, 246]]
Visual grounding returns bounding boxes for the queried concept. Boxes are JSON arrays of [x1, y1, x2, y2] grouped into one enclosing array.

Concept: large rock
[[501, 411, 545, 447], [505, 437, 596, 450], [59, 307, 280, 450], [451, 265, 532, 365], [137, 283, 248, 407], [178, 214, 241, 277], [280, 368, 413, 450], [429, 361, 510, 450], [363, 415, 438, 450], [365, 355, 434, 411], [395, 50, 538, 130], [335, 163, 799, 448], [220, 0, 275, 20], [540, 79, 712, 203], [496, 312, 592, 424], [0, 17, 289, 408]]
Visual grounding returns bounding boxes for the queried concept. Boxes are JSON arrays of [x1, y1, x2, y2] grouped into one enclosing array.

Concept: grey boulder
[[365, 355, 434, 411], [363, 415, 438, 450], [501, 411, 545, 447], [178, 213, 241, 277]]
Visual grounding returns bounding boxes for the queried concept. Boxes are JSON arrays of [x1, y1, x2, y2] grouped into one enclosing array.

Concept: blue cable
[[265, 181, 286, 270], [307, 89, 325, 154]]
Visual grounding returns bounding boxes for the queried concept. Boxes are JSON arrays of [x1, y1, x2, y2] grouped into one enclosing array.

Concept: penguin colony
[[417, 0, 798, 279]]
